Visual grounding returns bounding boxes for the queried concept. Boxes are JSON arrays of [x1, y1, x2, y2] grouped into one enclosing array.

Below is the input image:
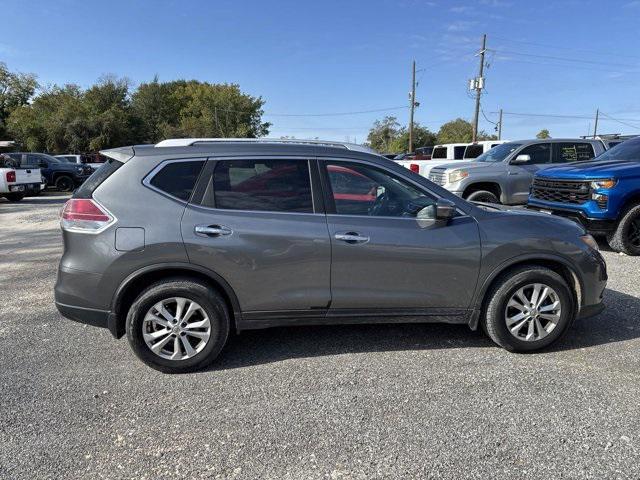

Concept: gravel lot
[[1, 193, 639, 480]]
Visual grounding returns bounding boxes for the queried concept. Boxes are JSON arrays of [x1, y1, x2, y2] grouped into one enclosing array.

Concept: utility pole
[[497, 108, 503, 140], [593, 108, 599, 138], [408, 60, 416, 153], [471, 34, 487, 143]]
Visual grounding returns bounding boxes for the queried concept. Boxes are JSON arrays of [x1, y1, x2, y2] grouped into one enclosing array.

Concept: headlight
[[590, 178, 616, 189], [580, 234, 599, 251], [447, 170, 469, 184]]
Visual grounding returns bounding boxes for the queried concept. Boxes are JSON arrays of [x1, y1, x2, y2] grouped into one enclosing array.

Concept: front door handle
[[335, 232, 369, 244], [507, 171, 520, 175], [195, 224, 233, 237]]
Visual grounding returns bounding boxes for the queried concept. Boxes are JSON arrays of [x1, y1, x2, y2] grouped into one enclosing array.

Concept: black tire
[[482, 266, 575, 352], [5, 192, 25, 202], [126, 278, 230, 373], [54, 175, 74, 192], [606, 204, 640, 256], [466, 190, 500, 204]]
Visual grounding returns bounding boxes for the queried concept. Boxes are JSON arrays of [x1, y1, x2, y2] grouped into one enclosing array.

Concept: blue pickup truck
[[528, 137, 640, 255]]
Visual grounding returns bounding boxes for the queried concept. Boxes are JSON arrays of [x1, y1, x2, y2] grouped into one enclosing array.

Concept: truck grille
[[428, 171, 446, 186], [531, 178, 591, 204]]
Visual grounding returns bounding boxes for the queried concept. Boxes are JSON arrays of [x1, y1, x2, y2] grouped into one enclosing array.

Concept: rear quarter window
[[148, 160, 205, 201], [431, 147, 446, 159], [73, 158, 124, 199], [464, 145, 483, 159]]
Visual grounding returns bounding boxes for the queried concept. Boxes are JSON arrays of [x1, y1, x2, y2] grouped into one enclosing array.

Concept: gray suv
[[55, 139, 607, 373], [428, 139, 606, 204]]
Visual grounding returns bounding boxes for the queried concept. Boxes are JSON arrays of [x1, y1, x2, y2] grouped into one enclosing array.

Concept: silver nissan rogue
[[55, 138, 607, 373]]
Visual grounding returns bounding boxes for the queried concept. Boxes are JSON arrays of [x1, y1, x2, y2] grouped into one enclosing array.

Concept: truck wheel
[[5, 192, 25, 202], [607, 204, 640, 256], [126, 278, 230, 373], [55, 175, 74, 192], [483, 266, 575, 352], [466, 190, 500, 204]]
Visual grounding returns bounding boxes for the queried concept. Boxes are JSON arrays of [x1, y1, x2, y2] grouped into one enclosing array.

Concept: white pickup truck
[[396, 140, 508, 178], [0, 155, 42, 202]]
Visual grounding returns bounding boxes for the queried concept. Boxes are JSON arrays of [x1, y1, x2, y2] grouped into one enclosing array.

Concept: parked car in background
[[463, 140, 508, 160], [0, 154, 41, 201], [55, 138, 606, 373], [413, 146, 433, 160], [428, 138, 606, 204], [528, 136, 640, 255], [9, 152, 93, 192], [55, 153, 105, 170]]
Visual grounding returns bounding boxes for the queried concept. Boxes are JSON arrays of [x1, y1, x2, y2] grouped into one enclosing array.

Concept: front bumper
[[527, 204, 617, 235]]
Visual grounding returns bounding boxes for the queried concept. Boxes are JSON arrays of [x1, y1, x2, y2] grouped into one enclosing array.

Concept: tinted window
[[516, 143, 551, 164], [454, 146, 466, 160], [213, 159, 312, 213], [593, 136, 640, 162], [150, 160, 205, 201], [74, 158, 124, 199], [325, 161, 434, 217], [464, 145, 483, 159], [553, 143, 595, 163], [431, 147, 447, 159]]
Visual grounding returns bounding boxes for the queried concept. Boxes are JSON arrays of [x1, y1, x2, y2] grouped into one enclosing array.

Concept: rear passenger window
[[149, 160, 205, 201], [212, 159, 313, 213], [454, 146, 466, 159], [553, 143, 595, 163]]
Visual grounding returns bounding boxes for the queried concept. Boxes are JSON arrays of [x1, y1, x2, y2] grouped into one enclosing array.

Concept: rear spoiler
[[100, 146, 135, 163]]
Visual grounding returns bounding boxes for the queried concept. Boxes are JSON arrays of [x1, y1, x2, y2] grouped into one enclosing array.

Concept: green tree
[[437, 118, 497, 144], [0, 62, 38, 139], [536, 129, 551, 139], [366, 116, 401, 152], [389, 123, 437, 153]]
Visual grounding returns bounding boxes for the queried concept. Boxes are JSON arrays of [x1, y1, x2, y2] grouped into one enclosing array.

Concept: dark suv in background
[[9, 152, 93, 191], [55, 139, 606, 373]]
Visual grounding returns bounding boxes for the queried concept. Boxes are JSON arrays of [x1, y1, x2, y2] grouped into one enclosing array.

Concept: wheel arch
[[463, 182, 502, 200], [109, 262, 242, 339], [470, 254, 582, 329]]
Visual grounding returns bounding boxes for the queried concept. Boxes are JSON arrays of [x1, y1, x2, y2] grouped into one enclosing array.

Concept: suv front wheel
[[483, 266, 574, 352], [126, 278, 230, 373]]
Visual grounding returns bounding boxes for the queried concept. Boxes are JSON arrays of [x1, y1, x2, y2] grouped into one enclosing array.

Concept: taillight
[[6, 171, 16, 183], [409, 163, 420, 173], [60, 198, 115, 233]]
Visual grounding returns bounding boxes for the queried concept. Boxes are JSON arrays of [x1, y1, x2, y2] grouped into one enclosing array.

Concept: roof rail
[[154, 137, 377, 154]]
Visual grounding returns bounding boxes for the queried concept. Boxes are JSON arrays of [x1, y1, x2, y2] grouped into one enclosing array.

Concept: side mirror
[[435, 198, 457, 221], [511, 154, 531, 164], [415, 198, 457, 223]]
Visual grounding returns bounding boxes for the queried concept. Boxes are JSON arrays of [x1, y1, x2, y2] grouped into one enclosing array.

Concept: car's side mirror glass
[[511, 154, 531, 164], [417, 198, 456, 223]]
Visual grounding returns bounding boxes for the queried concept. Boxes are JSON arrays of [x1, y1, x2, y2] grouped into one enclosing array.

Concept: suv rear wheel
[[126, 278, 230, 373], [483, 266, 574, 352], [606, 204, 640, 256]]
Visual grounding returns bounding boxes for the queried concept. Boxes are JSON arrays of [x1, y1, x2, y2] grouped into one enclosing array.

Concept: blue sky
[[3, 0, 640, 143]]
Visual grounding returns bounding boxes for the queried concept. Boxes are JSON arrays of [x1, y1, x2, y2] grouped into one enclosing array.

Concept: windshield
[[594, 137, 640, 162], [474, 142, 522, 162]]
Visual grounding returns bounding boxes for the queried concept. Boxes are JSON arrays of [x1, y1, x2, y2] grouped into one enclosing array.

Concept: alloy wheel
[[142, 297, 211, 360], [504, 283, 562, 342], [628, 218, 640, 248]]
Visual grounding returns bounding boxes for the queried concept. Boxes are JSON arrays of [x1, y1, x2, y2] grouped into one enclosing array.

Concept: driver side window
[[324, 161, 435, 217]]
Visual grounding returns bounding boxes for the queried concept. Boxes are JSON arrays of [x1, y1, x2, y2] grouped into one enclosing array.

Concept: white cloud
[[446, 20, 477, 32]]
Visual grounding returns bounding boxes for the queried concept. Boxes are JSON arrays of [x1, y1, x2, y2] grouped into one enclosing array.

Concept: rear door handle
[[195, 224, 233, 237], [335, 232, 369, 244]]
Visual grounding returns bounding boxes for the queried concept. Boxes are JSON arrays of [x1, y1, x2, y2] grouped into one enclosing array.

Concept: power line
[[490, 49, 640, 69], [489, 34, 640, 62], [262, 106, 409, 117], [599, 111, 640, 131]]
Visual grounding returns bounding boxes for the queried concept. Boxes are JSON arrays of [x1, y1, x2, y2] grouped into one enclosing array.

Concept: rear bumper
[[55, 301, 109, 328]]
